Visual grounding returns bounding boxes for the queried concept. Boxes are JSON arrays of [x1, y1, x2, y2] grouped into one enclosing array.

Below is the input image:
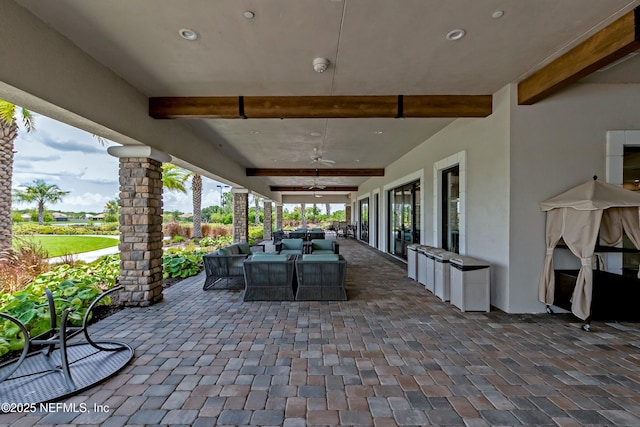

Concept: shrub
[[202, 224, 232, 239], [0, 239, 50, 295], [199, 237, 215, 247], [0, 254, 120, 357], [248, 226, 264, 244], [162, 250, 206, 279], [171, 235, 185, 243], [13, 223, 119, 236]]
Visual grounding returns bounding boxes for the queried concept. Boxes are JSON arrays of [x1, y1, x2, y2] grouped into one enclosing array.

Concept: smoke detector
[[313, 57, 330, 73]]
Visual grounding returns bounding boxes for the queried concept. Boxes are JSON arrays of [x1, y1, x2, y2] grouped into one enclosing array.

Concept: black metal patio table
[[0, 286, 133, 406]]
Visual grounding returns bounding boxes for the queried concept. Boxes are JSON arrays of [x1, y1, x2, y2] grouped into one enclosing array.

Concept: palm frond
[[20, 108, 35, 132], [0, 100, 16, 126]]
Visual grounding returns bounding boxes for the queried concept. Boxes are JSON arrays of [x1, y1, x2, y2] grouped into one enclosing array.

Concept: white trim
[[382, 169, 425, 253], [107, 145, 172, 163], [357, 192, 372, 246], [606, 130, 640, 274], [372, 189, 381, 249], [434, 150, 467, 253], [231, 187, 249, 194]]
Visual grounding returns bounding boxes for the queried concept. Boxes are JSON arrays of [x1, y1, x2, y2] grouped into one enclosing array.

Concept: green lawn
[[15, 235, 119, 257]]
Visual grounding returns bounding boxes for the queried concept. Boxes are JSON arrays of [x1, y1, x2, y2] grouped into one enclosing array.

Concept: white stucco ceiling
[[11, 0, 640, 198]]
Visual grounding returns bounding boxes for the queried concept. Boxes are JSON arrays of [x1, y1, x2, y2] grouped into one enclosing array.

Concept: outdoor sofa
[[202, 242, 265, 290]]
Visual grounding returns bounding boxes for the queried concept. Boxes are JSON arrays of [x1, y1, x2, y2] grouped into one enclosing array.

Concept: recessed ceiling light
[[178, 28, 198, 41], [492, 10, 504, 19], [310, 132, 322, 137], [243, 11, 255, 19], [445, 29, 466, 41], [373, 130, 383, 135], [250, 130, 260, 135]]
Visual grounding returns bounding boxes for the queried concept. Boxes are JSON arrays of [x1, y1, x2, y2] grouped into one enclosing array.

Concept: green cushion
[[302, 254, 339, 262], [312, 250, 334, 255], [311, 228, 323, 232], [281, 239, 303, 250], [311, 239, 333, 250], [230, 245, 242, 255], [237, 242, 252, 254], [251, 251, 279, 256], [250, 254, 288, 262], [280, 249, 302, 255], [218, 247, 231, 256]]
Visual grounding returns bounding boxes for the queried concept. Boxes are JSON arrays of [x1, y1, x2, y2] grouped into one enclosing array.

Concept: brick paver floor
[[2, 238, 640, 426]]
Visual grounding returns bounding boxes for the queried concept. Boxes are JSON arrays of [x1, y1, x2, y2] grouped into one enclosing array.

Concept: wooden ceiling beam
[[518, 7, 640, 105], [149, 95, 492, 119], [247, 168, 384, 177], [270, 186, 359, 192]]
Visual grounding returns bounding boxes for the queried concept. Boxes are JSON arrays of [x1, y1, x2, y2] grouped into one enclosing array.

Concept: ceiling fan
[[309, 148, 335, 166], [308, 177, 326, 190]]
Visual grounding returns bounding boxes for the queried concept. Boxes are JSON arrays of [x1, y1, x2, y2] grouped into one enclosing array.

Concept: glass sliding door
[[359, 198, 369, 241], [442, 166, 460, 253], [388, 180, 420, 259]]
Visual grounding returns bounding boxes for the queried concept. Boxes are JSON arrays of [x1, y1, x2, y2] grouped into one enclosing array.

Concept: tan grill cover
[[539, 180, 640, 320]]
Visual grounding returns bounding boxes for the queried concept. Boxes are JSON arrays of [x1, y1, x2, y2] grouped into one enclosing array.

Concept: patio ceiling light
[[446, 29, 466, 41], [178, 28, 198, 41]]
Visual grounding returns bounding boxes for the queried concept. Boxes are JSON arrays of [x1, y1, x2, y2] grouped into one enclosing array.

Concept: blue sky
[[12, 112, 340, 215], [12, 113, 226, 213]]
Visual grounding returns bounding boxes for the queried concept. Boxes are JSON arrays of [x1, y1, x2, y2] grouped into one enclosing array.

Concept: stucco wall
[[358, 85, 512, 310], [508, 82, 640, 313], [360, 82, 640, 313]]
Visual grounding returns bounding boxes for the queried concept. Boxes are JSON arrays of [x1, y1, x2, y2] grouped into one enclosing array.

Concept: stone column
[[263, 199, 273, 240], [107, 146, 171, 307], [275, 202, 283, 230], [232, 188, 249, 243], [345, 203, 352, 223]]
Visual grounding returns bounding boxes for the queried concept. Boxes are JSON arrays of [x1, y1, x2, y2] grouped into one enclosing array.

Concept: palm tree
[[301, 203, 307, 227], [162, 163, 188, 193], [253, 195, 261, 225], [191, 173, 202, 238], [161, 164, 203, 239], [0, 100, 35, 250], [104, 198, 120, 222], [13, 179, 69, 225]]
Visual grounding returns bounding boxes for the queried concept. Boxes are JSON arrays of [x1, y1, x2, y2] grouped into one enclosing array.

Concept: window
[[388, 180, 420, 259], [359, 198, 369, 241], [442, 166, 460, 253]]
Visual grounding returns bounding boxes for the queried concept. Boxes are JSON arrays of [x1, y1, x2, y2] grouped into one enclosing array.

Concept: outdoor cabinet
[[424, 247, 444, 293], [434, 251, 455, 301], [450, 256, 491, 312], [407, 244, 419, 280], [416, 246, 432, 286]]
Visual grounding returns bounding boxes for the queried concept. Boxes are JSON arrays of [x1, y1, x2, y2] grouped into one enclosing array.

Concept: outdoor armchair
[[295, 254, 347, 301], [310, 239, 339, 254], [308, 228, 325, 240], [288, 228, 308, 240], [242, 254, 296, 301], [275, 238, 304, 255]]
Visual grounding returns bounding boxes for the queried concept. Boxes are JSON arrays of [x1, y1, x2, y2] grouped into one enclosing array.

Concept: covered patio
[[3, 239, 640, 426]]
